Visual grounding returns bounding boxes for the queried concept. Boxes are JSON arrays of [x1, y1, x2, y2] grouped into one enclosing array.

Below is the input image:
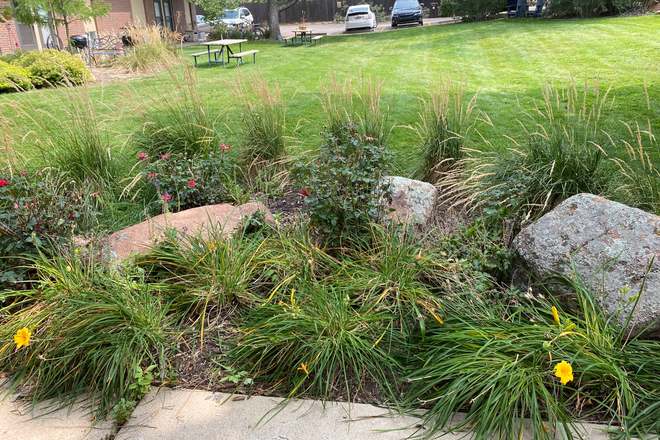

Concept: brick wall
[[96, 0, 134, 35], [55, 21, 87, 41], [0, 0, 19, 55], [143, 0, 189, 33]]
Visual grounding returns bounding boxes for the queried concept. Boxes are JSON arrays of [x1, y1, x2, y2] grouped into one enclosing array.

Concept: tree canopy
[[13, 0, 110, 42]]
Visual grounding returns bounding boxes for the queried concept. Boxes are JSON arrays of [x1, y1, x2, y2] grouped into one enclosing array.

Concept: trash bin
[[185, 30, 200, 42], [429, 2, 439, 18]]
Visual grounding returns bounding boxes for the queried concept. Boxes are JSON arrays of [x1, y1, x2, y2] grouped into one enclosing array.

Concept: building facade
[[0, 0, 197, 55]]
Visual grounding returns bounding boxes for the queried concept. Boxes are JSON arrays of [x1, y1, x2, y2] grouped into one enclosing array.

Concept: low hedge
[[15, 49, 91, 88], [0, 60, 33, 93]]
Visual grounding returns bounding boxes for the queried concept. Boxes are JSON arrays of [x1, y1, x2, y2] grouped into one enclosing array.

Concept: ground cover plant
[[0, 14, 660, 440]]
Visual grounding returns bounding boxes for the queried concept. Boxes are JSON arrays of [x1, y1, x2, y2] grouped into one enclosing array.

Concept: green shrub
[[207, 27, 227, 41], [0, 51, 22, 64], [441, 0, 505, 21], [137, 150, 233, 212], [292, 122, 393, 244], [0, 60, 32, 93], [15, 49, 91, 88], [0, 169, 99, 264], [546, 0, 653, 17]]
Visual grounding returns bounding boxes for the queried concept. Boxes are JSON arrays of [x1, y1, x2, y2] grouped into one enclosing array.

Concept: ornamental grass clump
[[111, 25, 182, 74], [131, 66, 225, 157], [609, 116, 660, 215], [230, 71, 287, 176], [0, 252, 175, 419], [0, 82, 123, 190], [404, 259, 660, 440], [229, 281, 403, 409], [318, 72, 392, 147], [414, 75, 481, 184], [136, 222, 277, 308], [473, 74, 613, 223]]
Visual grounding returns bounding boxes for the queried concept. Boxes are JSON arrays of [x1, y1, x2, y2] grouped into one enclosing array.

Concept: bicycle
[[46, 32, 64, 50], [239, 22, 265, 41]]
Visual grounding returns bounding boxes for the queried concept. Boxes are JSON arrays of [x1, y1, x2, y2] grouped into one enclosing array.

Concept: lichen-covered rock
[[109, 202, 275, 261], [512, 193, 660, 337], [381, 176, 437, 225]]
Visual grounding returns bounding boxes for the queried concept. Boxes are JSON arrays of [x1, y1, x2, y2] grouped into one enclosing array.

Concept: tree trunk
[[268, 0, 300, 41]]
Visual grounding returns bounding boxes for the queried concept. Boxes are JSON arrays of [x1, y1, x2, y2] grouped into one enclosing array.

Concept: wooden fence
[[239, 0, 400, 25]]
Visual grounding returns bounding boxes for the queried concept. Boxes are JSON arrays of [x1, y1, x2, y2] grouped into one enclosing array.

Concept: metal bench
[[88, 36, 123, 65], [310, 35, 323, 46], [190, 49, 221, 68], [283, 36, 295, 47], [227, 49, 259, 67]]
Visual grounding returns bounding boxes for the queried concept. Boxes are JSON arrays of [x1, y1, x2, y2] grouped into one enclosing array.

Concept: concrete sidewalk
[[1, 386, 619, 440]]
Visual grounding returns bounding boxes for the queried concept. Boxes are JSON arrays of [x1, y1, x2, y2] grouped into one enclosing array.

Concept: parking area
[[280, 16, 456, 37]]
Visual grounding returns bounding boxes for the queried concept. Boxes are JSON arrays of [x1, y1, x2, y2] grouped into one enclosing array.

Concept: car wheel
[[374, 18, 378, 29], [392, 21, 397, 27], [419, 20, 424, 26]]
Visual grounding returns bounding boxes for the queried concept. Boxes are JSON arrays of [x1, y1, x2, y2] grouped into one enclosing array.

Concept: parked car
[[390, 0, 424, 27], [220, 8, 254, 30], [345, 5, 378, 31], [196, 15, 210, 33]]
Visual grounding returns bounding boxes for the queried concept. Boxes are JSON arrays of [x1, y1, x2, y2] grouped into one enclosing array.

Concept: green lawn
[[2, 15, 660, 171]]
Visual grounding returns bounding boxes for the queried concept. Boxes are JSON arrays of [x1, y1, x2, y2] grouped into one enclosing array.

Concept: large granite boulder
[[381, 176, 437, 225], [512, 194, 660, 337], [109, 202, 275, 261]]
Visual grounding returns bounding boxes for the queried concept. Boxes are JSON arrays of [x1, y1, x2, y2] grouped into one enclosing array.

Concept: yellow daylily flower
[[553, 360, 573, 385], [14, 327, 31, 349]]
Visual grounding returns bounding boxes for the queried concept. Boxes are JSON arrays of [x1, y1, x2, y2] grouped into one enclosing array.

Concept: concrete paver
[[0, 393, 115, 440], [115, 387, 615, 440]]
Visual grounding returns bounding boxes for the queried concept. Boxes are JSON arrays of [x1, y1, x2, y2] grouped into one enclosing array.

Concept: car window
[[394, 0, 420, 8], [347, 6, 369, 13], [223, 9, 239, 18]]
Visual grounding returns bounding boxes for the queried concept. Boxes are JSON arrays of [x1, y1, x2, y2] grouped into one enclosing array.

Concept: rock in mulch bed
[[108, 202, 275, 261], [512, 193, 660, 338]]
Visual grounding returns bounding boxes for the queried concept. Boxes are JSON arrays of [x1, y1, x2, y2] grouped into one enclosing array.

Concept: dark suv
[[390, 0, 424, 27]]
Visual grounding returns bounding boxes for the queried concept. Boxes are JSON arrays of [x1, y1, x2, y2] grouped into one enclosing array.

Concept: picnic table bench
[[283, 36, 295, 47], [228, 49, 259, 67], [311, 35, 323, 46], [190, 49, 221, 68]]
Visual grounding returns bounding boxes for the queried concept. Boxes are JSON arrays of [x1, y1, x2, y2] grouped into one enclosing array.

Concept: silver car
[[220, 8, 254, 30]]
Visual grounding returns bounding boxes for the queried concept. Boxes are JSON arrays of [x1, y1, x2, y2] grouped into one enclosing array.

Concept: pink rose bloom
[[189, 180, 196, 187], [161, 155, 168, 159], [162, 193, 171, 202], [20, 171, 27, 175], [148, 173, 157, 179], [139, 153, 148, 161]]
